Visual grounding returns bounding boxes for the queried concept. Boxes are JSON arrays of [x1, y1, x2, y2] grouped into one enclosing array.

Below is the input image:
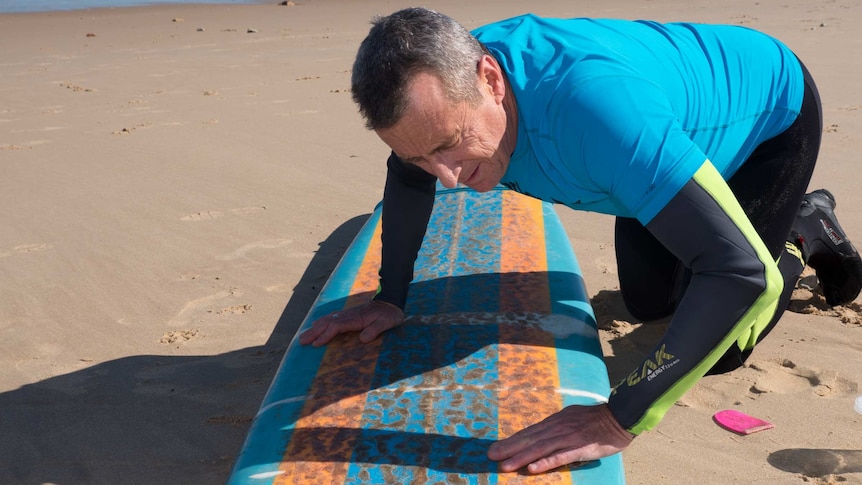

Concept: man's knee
[[620, 289, 675, 322], [619, 263, 690, 322]]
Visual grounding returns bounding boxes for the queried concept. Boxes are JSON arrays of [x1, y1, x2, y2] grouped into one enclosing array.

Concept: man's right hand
[[298, 299, 405, 347]]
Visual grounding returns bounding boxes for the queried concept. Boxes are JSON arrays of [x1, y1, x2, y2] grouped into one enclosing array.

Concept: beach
[[0, 0, 859, 483]]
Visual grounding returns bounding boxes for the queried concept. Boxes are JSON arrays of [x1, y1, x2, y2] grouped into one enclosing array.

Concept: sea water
[[0, 0, 266, 14]]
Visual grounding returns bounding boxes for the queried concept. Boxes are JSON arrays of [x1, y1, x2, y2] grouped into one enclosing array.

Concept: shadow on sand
[[0, 215, 369, 485], [768, 448, 862, 478]]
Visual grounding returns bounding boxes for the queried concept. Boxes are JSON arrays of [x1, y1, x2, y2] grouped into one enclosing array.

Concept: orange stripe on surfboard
[[498, 191, 567, 484], [274, 218, 384, 484], [500, 191, 550, 311]]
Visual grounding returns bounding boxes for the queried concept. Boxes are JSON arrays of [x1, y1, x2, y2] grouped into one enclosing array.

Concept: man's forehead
[[404, 71, 453, 116], [387, 75, 460, 133], [373, 72, 466, 157]]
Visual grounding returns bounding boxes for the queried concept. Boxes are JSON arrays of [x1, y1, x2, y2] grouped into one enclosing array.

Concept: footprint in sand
[[214, 304, 252, 315], [230, 206, 266, 215], [217, 238, 294, 261], [2, 139, 49, 150], [167, 288, 242, 327], [180, 206, 266, 221], [15, 243, 52, 253], [181, 210, 225, 221], [0, 243, 53, 258], [746, 359, 858, 399], [159, 328, 200, 344]]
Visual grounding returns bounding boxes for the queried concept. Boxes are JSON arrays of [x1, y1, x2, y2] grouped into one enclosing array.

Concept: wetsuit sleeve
[[371, 152, 437, 310], [607, 160, 783, 434]]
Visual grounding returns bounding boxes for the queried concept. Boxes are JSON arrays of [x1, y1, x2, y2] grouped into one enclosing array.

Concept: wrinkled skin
[[488, 404, 634, 474]]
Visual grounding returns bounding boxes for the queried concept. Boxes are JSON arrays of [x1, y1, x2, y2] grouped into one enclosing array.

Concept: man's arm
[[373, 152, 437, 309], [608, 160, 783, 433], [299, 152, 436, 346], [489, 161, 782, 472]]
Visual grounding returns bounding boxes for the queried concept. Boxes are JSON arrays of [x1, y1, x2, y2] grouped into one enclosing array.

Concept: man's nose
[[429, 155, 461, 189]]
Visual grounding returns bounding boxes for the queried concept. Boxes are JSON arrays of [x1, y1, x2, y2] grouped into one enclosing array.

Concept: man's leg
[[614, 216, 686, 321], [709, 59, 839, 374]]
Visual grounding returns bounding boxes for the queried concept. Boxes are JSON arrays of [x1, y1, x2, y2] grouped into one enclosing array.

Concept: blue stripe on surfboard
[[542, 202, 626, 484], [349, 189, 503, 482], [348, 323, 499, 482], [227, 210, 383, 485], [416, 187, 503, 279], [407, 188, 503, 314]]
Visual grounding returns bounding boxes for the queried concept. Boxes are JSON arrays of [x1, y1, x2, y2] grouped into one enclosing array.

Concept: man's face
[[376, 70, 511, 192]]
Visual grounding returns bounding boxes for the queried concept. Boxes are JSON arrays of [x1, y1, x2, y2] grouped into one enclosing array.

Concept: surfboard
[[227, 186, 626, 484]]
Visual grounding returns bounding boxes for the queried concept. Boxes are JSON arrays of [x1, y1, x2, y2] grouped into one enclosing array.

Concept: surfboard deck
[[227, 186, 625, 484]]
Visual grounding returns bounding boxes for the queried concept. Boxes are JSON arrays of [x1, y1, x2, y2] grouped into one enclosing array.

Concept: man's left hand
[[487, 404, 634, 474]]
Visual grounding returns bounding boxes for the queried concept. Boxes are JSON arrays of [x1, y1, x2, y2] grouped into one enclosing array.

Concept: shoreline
[[0, 0, 273, 15]]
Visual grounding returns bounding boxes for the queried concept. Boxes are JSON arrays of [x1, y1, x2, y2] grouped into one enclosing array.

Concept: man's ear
[[477, 54, 506, 101]]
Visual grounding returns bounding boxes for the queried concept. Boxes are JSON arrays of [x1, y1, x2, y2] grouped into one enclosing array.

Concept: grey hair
[[351, 7, 486, 130]]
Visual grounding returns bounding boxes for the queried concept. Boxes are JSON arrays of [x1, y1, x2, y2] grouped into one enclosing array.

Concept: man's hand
[[298, 299, 404, 347], [487, 404, 634, 474]]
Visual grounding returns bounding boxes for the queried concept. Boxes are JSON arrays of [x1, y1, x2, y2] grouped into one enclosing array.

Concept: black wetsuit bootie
[[792, 189, 862, 306]]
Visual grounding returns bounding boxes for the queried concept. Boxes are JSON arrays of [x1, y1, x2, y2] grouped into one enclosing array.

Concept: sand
[[0, 0, 859, 483]]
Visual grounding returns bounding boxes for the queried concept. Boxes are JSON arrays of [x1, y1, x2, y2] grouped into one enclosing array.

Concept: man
[[299, 7, 862, 474]]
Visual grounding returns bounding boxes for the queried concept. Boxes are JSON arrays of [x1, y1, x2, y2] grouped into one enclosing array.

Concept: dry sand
[[0, 0, 859, 483]]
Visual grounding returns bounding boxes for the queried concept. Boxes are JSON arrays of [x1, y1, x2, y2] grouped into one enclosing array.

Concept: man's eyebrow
[[401, 132, 460, 165]]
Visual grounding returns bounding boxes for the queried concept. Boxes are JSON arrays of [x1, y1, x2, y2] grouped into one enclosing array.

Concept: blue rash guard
[[474, 15, 803, 224], [374, 15, 805, 435]]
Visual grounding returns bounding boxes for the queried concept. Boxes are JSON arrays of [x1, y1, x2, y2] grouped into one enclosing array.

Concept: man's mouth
[[463, 165, 479, 186]]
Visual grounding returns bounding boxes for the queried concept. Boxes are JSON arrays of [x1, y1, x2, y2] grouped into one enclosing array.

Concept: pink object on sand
[[713, 409, 775, 435]]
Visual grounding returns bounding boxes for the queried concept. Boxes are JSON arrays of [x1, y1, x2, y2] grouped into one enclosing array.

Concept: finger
[[490, 421, 574, 471], [299, 310, 349, 345], [357, 318, 397, 343], [488, 437, 541, 469], [298, 320, 329, 345], [498, 436, 575, 473], [313, 317, 366, 346], [526, 447, 583, 474], [497, 442, 546, 473], [487, 418, 552, 460], [487, 435, 527, 461]]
